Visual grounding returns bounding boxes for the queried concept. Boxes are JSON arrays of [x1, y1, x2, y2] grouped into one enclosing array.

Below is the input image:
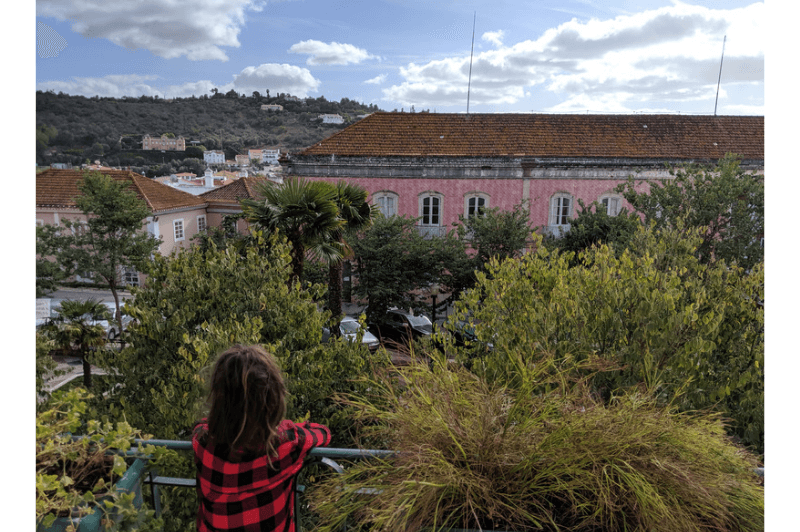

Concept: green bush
[[309, 359, 764, 532], [452, 225, 764, 454]]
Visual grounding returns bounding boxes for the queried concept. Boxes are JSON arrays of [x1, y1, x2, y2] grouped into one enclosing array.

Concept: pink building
[[285, 113, 764, 237]]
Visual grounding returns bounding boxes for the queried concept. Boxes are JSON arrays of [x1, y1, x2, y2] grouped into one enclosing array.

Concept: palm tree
[[241, 177, 344, 282], [327, 181, 379, 319], [42, 299, 110, 389]]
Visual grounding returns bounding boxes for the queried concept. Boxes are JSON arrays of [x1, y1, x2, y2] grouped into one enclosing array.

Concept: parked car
[[449, 320, 494, 352], [370, 309, 434, 345], [322, 316, 381, 352]]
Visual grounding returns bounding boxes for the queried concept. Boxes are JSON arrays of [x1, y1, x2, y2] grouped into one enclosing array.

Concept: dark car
[[370, 309, 434, 345], [449, 320, 494, 352]]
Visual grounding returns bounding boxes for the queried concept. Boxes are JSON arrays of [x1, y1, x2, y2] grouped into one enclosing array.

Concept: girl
[[193, 345, 331, 532]]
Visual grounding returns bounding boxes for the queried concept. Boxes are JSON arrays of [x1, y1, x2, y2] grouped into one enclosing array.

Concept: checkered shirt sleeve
[[193, 419, 331, 532]]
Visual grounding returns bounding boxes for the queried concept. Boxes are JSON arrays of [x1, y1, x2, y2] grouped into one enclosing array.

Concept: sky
[[34, 0, 764, 115]]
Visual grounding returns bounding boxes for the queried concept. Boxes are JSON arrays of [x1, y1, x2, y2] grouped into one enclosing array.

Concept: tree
[[241, 177, 344, 282], [544, 200, 642, 262], [41, 299, 110, 388], [453, 225, 764, 453], [617, 153, 764, 270], [36, 172, 161, 337], [457, 203, 532, 271], [327, 182, 379, 319], [352, 216, 465, 325]]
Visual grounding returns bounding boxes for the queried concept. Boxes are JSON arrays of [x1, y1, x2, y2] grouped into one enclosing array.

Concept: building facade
[[142, 135, 186, 151], [203, 150, 226, 164], [285, 113, 764, 236]]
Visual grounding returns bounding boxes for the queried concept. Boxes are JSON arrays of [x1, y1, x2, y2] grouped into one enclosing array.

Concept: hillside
[[36, 91, 382, 175]]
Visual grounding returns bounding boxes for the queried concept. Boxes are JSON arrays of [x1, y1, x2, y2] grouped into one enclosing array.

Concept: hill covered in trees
[[36, 90, 382, 175]]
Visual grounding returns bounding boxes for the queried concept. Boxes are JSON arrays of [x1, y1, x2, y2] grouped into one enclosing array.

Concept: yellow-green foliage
[[310, 359, 763, 532], [36, 388, 168, 530], [451, 225, 764, 453]]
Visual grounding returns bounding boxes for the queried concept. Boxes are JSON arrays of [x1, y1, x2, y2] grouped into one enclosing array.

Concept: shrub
[[309, 359, 764, 532]]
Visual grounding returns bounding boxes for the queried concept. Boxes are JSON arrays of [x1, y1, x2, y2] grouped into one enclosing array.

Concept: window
[[36, 219, 44, 227], [173, 219, 185, 241], [373, 192, 398, 217], [464, 193, 489, 217], [419, 192, 443, 238], [124, 268, 140, 287], [599, 194, 622, 216], [197, 215, 207, 233], [549, 193, 573, 227]]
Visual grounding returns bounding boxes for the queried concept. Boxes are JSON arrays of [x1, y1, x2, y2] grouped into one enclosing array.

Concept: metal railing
[[135, 439, 394, 527]]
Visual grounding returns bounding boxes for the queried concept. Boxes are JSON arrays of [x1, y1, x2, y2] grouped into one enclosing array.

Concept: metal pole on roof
[[466, 12, 476, 115], [714, 35, 726, 116]]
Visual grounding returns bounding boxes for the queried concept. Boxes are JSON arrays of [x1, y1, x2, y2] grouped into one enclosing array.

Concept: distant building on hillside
[[235, 154, 250, 166], [248, 148, 282, 165], [261, 104, 283, 112], [319, 114, 344, 124], [142, 134, 185, 151], [204, 150, 225, 164]]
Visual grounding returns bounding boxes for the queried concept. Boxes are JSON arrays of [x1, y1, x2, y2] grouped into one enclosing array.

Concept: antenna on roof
[[466, 12, 476, 115], [714, 35, 726, 116]]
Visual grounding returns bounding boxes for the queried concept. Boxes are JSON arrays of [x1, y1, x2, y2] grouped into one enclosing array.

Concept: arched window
[[418, 192, 443, 238], [599, 193, 623, 216], [549, 193, 574, 227], [464, 193, 489, 217], [373, 191, 399, 218]]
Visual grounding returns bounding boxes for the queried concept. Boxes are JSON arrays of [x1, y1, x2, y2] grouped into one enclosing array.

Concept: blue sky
[[35, 0, 764, 114]]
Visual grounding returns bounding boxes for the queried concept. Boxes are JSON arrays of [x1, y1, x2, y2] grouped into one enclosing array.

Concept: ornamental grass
[[308, 356, 763, 532]]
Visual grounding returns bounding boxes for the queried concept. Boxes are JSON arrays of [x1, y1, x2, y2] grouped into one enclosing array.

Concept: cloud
[[36, 74, 164, 98], [36, 62, 321, 99], [37, 0, 261, 61], [289, 40, 375, 65], [382, 2, 764, 112], [364, 74, 388, 85], [232, 63, 320, 97], [482, 30, 504, 47]]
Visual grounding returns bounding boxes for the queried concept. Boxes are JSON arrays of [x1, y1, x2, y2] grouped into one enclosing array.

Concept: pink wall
[[307, 176, 653, 229]]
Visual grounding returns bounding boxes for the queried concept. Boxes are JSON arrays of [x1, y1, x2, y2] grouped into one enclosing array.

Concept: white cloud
[[364, 74, 387, 85], [383, 2, 764, 112], [35, 62, 321, 99], [232, 63, 320, 97], [482, 30, 504, 47], [289, 40, 375, 65], [36, 74, 164, 98], [37, 0, 261, 61]]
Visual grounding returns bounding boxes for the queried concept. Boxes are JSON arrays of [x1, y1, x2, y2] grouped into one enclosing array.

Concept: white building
[[319, 114, 344, 124], [204, 150, 225, 164]]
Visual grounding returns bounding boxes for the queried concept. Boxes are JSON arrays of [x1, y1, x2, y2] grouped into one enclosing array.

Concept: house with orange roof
[[199, 176, 270, 233], [286, 112, 764, 237], [37, 169, 209, 284]]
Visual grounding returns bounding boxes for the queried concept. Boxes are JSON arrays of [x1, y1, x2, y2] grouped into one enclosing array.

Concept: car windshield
[[407, 314, 432, 327], [339, 320, 362, 334]]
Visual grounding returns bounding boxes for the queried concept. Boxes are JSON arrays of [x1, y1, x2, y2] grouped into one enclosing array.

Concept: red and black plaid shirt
[[193, 419, 331, 532]]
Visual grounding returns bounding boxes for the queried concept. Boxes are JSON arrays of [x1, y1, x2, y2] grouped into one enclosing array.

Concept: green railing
[[136, 438, 395, 527]]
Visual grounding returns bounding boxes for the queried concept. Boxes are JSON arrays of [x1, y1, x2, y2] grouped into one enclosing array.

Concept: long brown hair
[[206, 345, 287, 457]]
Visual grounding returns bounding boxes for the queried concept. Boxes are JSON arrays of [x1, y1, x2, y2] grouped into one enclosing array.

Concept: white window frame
[[418, 192, 444, 238], [173, 219, 185, 241], [464, 193, 489, 218], [419, 192, 443, 226], [599, 194, 623, 216], [549, 193, 573, 227], [197, 215, 207, 233], [373, 191, 399, 218]]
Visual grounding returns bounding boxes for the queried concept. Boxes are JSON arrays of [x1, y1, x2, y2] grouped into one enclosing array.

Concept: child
[[193, 345, 331, 532]]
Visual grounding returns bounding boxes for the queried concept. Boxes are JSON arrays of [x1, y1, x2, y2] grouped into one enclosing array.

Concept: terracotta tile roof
[[36, 169, 207, 213], [298, 112, 764, 160], [199, 177, 269, 202]]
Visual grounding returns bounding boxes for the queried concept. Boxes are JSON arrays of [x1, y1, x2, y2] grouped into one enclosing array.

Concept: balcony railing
[[417, 225, 446, 239], [136, 438, 395, 527]]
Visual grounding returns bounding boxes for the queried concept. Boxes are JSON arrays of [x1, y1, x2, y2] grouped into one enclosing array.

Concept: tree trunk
[[81, 354, 92, 388], [109, 284, 125, 349], [329, 260, 343, 319], [290, 235, 304, 284]]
